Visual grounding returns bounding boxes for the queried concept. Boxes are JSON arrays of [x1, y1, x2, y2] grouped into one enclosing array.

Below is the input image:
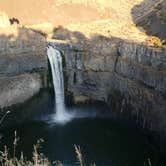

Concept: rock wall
[[0, 27, 47, 76], [49, 38, 166, 136], [0, 26, 48, 109], [0, 73, 41, 108]]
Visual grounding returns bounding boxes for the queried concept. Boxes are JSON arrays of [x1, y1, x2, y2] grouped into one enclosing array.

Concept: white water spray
[[47, 46, 73, 123]]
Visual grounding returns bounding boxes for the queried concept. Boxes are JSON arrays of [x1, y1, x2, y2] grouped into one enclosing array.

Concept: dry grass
[[0, 131, 95, 166], [146, 36, 166, 48], [0, 133, 50, 166], [0, 137, 153, 166]]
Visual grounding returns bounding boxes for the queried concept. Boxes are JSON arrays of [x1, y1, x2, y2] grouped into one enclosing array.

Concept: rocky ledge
[[0, 26, 48, 109]]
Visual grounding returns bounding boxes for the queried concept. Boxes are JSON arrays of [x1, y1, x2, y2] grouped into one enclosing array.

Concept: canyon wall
[[0, 26, 47, 109], [49, 36, 166, 137]]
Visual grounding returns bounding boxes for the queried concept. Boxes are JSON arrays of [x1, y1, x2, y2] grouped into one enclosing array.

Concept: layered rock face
[[0, 26, 47, 108], [49, 37, 166, 136], [0, 27, 47, 75]]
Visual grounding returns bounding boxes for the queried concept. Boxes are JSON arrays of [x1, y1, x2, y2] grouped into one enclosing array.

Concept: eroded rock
[[0, 73, 42, 108]]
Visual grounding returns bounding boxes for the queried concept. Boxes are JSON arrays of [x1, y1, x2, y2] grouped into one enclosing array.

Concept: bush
[[0, 135, 50, 166], [147, 36, 166, 48]]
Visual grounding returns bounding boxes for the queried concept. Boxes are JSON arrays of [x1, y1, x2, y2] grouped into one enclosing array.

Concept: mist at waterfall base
[[46, 46, 100, 124]]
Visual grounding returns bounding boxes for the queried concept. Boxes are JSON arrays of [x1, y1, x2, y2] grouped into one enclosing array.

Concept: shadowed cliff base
[[131, 0, 166, 40]]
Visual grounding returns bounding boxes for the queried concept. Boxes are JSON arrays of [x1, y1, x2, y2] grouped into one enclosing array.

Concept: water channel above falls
[[0, 47, 165, 166]]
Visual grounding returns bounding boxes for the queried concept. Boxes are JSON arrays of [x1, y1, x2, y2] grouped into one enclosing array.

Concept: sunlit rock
[[0, 12, 10, 27]]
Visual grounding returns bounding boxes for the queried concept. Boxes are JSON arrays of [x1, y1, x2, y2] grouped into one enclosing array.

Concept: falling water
[[47, 46, 72, 123]]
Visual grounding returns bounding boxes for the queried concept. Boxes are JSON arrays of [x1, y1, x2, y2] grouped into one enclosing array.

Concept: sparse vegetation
[[147, 36, 166, 48], [0, 132, 95, 166], [0, 138, 50, 166], [0, 135, 154, 166]]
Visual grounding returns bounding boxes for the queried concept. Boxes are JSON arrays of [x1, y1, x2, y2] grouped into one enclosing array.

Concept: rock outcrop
[[0, 73, 41, 108], [132, 0, 166, 39], [0, 27, 47, 76]]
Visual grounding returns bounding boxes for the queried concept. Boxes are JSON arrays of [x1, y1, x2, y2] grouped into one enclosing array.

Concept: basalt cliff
[[49, 34, 166, 139], [0, 0, 166, 143]]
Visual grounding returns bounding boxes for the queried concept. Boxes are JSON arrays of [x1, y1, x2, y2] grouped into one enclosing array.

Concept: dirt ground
[[0, 0, 158, 25], [0, 0, 164, 42]]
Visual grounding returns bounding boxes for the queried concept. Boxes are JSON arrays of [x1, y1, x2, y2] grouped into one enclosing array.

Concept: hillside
[[0, 0, 165, 43], [0, 0, 106, 25]]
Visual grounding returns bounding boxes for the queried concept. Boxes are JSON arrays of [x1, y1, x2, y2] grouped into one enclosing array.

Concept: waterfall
[[47, 46, 72, 123]]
